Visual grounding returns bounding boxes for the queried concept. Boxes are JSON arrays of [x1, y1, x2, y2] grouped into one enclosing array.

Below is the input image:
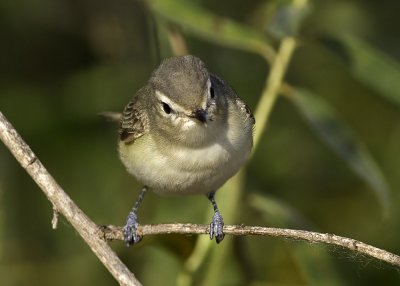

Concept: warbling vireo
[[118, 55, 254, 245]]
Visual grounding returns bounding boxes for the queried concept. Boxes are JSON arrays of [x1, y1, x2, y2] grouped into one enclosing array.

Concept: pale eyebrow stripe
[[201, 78, 211, 109], [155, 90, 188, 114]]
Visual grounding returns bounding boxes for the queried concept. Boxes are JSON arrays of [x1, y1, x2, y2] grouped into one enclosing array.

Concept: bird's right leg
[[123, 186, 148, 246], [207, 191, 225, 244]]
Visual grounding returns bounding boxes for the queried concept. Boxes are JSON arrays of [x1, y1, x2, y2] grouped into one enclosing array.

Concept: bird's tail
[[98, 111, 122, 123]]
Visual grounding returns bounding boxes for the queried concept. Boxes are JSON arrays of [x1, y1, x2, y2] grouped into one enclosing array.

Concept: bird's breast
[[119, 113, 253, 195]]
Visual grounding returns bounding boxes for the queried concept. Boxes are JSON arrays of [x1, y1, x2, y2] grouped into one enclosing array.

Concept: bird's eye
[[161, 102, 172, 114], [210, 86, 215, 99]]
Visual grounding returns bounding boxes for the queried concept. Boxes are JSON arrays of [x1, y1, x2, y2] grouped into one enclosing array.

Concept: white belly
[[119, 114, 253, 195]]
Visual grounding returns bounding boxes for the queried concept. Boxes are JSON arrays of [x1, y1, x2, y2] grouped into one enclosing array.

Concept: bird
[[118, 55, 255, 246]]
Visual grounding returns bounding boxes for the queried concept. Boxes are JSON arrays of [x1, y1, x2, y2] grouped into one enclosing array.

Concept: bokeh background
[[1, 0, 400, 285]]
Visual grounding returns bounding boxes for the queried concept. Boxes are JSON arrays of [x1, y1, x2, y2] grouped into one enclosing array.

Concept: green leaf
[[290, 88, 390, 216], [146, 0, 275, 60], [323, 34, 400, 107]]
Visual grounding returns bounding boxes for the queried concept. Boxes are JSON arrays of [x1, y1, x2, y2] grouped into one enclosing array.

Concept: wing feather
[[119, 88, 149, 144]]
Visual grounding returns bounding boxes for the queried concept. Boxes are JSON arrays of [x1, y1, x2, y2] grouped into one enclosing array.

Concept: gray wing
[[119, 88, 149, 144], [210, 74, 255, 125], [235, 97, 255, 125]]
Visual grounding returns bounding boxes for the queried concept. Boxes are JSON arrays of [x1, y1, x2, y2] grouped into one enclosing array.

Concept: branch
[[0, 112, 142, 286], [2, 110, 399, 282], [101, 223, 400, 267]]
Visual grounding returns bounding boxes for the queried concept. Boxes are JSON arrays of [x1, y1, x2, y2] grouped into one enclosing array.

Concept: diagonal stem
[[0, 112, 142, 286], [252, 36, 297, 151]]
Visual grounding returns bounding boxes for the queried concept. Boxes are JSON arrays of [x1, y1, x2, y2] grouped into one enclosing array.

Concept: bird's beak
[[192, 109, 207, 124]]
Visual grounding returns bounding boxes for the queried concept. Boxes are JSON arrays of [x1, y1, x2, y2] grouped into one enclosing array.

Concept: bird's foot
[[123, 211, 141, 246], [210, 210, 225, 243]]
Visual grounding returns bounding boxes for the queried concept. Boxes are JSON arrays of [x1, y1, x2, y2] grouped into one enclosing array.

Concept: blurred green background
[[1, 0, 400, 285]]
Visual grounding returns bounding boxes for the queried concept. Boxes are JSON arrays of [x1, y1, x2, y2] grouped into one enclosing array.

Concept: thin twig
[[101, 223, 400, 267], [51, 204, 59, 230], [0, 112, 141, 286]]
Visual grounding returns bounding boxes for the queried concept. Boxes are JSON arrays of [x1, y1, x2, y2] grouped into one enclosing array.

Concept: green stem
[[252, 37, 297, 152]]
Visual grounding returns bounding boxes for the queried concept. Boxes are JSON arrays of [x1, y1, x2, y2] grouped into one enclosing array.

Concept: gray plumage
[[119, 87, 149, 144], [119, 56, 254, 146], [118, 55, 255, 245]]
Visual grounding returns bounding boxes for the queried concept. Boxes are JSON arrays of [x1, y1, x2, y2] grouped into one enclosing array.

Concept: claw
[[123, 210, 141, 246], [210, 210, 225, 243], [207, 191, 225, 243], [123, 187, 147, 247]]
